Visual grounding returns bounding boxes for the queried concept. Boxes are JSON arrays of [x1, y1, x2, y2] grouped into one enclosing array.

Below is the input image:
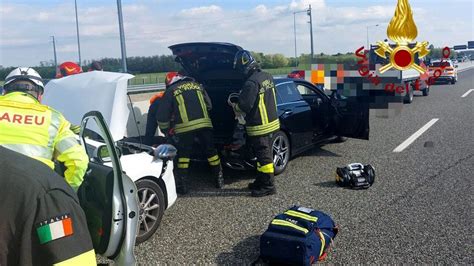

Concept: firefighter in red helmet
[[157, 72, 223, 194], [56, 62, 83, 78]]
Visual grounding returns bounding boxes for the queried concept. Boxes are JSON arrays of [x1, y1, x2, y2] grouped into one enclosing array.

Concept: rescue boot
[[251, 186, 276, 197], [251, 172, 275, 197], [211, 163, 224, 189], [176, 169, 189, 195], [248, 172, 264, 190], [247, 179, 262, 190], [216, 170, 224, 189], [176, 178, 188, 195]]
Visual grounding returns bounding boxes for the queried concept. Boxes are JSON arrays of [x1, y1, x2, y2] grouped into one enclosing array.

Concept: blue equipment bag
[[260, 206, 338, 265]]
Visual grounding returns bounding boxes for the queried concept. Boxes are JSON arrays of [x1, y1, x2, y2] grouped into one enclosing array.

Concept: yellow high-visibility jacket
[[0, 92, 89, 190]]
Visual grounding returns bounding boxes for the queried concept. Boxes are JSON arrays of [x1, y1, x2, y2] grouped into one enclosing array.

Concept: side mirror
[[153, 144, 177, 162], [96, 145, 122, 163]]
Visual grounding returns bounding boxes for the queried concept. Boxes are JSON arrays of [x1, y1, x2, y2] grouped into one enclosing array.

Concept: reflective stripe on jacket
[[237, 70, 280, 136], [157, 79, 213, 134], [0, 92, 89, 190]]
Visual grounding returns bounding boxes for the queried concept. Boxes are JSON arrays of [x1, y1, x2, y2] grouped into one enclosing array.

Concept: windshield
[[430, 61, 452, 67]]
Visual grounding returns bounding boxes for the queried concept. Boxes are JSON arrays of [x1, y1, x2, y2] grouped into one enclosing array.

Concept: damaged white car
[[43, 71, 177, 244]]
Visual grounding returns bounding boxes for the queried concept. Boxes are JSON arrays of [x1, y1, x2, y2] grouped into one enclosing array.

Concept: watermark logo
[[354, 0, 452, 94], [374, 0, 429, 74]]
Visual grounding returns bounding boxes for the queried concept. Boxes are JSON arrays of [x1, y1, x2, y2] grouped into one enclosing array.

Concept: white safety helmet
[[3, 67, 45, 94]]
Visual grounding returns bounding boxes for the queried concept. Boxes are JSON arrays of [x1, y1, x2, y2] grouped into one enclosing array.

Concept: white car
[[43, 71, 177, 244], [428, 59, 458, 84]]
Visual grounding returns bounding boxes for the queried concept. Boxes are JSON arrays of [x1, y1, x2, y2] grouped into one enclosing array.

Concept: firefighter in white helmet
[[0, 67, 88, 191]]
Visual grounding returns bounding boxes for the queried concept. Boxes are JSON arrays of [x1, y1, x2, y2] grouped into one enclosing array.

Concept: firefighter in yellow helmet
[[157, 72, 223, 194], [0, 67, 88, 191]]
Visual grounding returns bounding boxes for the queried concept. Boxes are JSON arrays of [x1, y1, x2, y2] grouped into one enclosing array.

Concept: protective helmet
[[165, 72, 186, 87], [57, 61, 82, 78], [3, 67, 45, 95], [149, 91, 165, 105], [88, 61, 103, 71], [233, 50, 259, 76]]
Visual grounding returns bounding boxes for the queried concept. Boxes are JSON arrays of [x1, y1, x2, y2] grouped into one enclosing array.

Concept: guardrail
[[127, 83, 166, 94]]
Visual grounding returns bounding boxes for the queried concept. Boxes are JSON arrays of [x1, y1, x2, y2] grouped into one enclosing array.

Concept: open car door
[[78, 111, 139, 265], [330, 93, 370, 140]]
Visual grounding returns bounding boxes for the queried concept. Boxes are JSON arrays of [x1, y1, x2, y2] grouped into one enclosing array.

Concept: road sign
[[453, 45, 467, 50], [468, 41, 474, 49]]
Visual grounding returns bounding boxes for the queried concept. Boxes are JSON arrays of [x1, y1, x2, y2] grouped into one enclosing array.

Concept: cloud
[[57, 44, 78, 53], [180, 5, 222, 16], [0, 0, 472, 67]]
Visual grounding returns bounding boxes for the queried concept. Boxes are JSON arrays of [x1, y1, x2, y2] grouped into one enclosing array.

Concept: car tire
[[403, 84, 414, 104], [422, 86, 430, 96], [272, 131, 290, 176], [135, 179, 165, 245], [451, 78, 456, 84]]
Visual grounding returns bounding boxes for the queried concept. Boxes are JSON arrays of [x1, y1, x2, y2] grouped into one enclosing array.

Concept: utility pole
[[293, 10, 306, 68], [74, 0, 82, 66], [307, 5, 314, 64], [366, 24, 379, 51], [117, 0, 128, 73], [50, 36, 58, 72], [293, 13, 297, 67]]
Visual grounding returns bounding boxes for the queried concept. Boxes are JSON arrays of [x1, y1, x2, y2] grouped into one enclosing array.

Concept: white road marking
[[461, 89, 474, 98], [393, 118, 439, 153]]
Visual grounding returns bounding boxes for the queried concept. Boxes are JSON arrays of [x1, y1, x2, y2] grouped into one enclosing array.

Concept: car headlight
[[153, 144, 177, 161]]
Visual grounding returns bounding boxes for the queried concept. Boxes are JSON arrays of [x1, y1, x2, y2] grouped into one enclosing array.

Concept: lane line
[[458, 65, 474, 73], [393, 118, 439, 153], [461, 89, 473, 98]]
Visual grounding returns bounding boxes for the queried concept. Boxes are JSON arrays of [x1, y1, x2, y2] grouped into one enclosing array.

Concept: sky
[[0, 0, 473, 67]]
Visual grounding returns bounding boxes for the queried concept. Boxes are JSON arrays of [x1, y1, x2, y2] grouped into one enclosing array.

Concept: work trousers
[[248, 135, 275, 188], [175, 128, 222, 181]]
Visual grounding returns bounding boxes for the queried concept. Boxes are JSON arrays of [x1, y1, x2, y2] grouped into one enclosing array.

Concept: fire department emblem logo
[[375, 0, 430, 73]]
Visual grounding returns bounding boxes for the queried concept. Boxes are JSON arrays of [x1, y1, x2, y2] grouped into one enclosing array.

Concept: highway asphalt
[[135, 68, 473, 264]]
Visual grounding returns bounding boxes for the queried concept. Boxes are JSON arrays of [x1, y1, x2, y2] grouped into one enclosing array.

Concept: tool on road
[[336, 163, 375, 189], [259, 206, 338, 265]]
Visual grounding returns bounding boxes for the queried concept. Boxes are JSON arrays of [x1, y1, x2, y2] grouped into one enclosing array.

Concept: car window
[[276, 82, 303, 104], [296, 84, 317, 95], [430, 61, 452, 67]]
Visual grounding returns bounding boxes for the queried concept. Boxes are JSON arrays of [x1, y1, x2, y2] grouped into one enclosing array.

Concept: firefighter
[[231, 50, 280, 197], [144, 91, 165, 146], [0, 67, 89, 191], [0, 147, 96, 265], [88, 61, 103, 71], [157, 72, 223, 194], [56, 61, 83, 78]]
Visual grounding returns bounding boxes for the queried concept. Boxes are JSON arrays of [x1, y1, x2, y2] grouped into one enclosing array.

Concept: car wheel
[[422, 86, 430, 96], [451, 78, 456, 84], [135, 179, 165, 244], [272, 131, 290, 175], [403, 84, 413, 104]]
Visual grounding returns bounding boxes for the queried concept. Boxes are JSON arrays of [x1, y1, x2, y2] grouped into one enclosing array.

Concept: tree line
[[0, 47, 458, 80]]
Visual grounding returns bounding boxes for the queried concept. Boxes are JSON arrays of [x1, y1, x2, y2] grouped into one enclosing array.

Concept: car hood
[[43, 71, 134, 141], [169, 42, 244, 80]]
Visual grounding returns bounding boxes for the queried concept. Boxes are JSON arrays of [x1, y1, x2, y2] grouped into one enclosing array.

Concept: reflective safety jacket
[[236, 70, 280, 136], [0, 92, 89, 190], [157, 78, 213, 134]]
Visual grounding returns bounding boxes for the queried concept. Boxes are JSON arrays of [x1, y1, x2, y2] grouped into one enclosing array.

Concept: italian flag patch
[[36, 214, 74, 244]]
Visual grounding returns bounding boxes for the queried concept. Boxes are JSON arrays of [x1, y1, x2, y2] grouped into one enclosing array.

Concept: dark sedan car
[[169, 42, 370, 175]]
